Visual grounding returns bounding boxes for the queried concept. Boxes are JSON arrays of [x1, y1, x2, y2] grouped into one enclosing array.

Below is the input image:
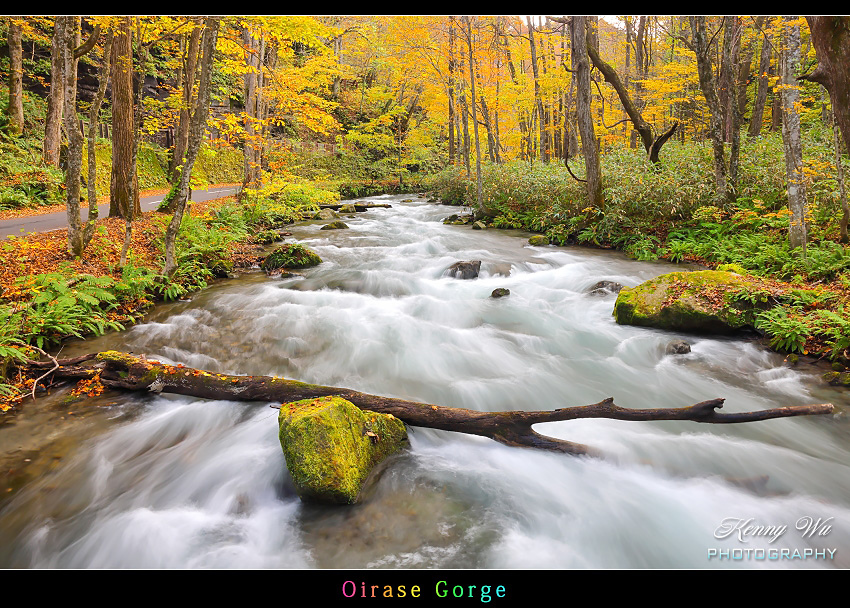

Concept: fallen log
[[317, 203, 392, 211], [25, 350, 835, 457]]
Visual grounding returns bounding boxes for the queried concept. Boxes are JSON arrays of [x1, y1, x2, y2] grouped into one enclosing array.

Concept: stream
[[1, 193, 849, 569]]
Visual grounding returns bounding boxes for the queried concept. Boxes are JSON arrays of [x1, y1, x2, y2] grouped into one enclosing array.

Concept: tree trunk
[[780, 17, 808, 252], [82, 29, 112, 251], [802, 17, 850, 156], [168, 18, 202, 187], [6, 17, 24, 136], [25, 351, 834, 459], [690, 16, 731, 206], [448, 19, 456, 165], [572, 16, 603, 208], [163, 17, 220, 277], [749, 21, 773, 138], [43, 17, 65, 167], [60, 17, 85, 257], [464, 16, 483, 214], [109, 18, 135, 220], [527, 16, 548, 163], [835, 123, 849, 244], [722, 17, 742, 192]]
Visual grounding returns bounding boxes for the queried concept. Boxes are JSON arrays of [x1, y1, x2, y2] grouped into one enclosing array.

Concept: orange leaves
[[71, 372, 105, 398]]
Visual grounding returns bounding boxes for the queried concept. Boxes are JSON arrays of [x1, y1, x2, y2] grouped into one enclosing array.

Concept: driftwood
[[25, 351, 835, 457]]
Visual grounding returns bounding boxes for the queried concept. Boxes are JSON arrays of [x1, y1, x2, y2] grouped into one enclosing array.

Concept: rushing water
[[1, 194, 849, 569]]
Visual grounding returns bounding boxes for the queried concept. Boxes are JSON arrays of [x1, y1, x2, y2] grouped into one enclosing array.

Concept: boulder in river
[[278, 396, 408, 504], [613, 270, 771, 334], [491, 288, 510, 298], [446, 260, 481, 280], [315, 208, 338, 220], [472, 221, 487, 230], [665, 340, 692, 355], [528, 235, 549, 246], [338, 204, 357, 213], [321, 220, 350, 230], [262, 243, 322, 272], [587, 280, 623, 296]]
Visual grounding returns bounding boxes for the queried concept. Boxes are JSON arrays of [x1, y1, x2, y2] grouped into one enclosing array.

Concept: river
[[1, 194, 848, 568]]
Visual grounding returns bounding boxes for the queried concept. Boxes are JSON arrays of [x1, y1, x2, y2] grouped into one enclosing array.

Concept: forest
[[1, 16, 849, 571]]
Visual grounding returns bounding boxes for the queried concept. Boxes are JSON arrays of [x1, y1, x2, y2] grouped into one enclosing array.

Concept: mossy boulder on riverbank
[[261, 243, 322, 271], [278, 396, 408, 504], [613, 270, 773, 334]]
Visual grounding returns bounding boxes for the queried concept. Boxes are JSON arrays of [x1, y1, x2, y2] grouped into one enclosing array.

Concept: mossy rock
[[261, 243, 322, 271], [314, 208, 338, 220], [528, 235, 549, 246], [278, 396, 408, 504], [255, 230, 282, 245], [320, 220, 349, 230], [613, 270, 772, 334], [338, 204, 357, 213]]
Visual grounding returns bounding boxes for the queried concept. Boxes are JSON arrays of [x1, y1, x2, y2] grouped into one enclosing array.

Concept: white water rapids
[[1, 194, 849, 569]]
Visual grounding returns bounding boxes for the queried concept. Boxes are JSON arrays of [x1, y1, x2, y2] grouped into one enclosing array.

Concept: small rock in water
[[587, 280, 624, 296], [665, 340, 692, 355], [321, 220, 349, 230], [491, 288, 510, 298], [528, 235, 549, 246], [446, 260, 481, 280], [472, 221, 486, 230]]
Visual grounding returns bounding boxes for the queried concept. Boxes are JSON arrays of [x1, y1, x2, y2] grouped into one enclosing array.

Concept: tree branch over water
[[25, 351, 835, 457]]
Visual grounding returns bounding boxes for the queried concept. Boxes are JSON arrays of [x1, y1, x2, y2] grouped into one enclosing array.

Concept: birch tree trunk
[[780, 17, 808, 252]]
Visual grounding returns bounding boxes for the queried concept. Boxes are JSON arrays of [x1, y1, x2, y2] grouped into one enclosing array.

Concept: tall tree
[[108, 17, 136, 220], [6, 17, 24, 135], [63, 18, 103, 257], [463, 16, 483, 214], [82, 27, 113, 253], [780, 16, 807, 251], [689, 16, 732, 205], [43, 17, 65, 167], [571, 16, 602, 208], [802, 16, 850, 155], [748, 18, 773, 137], [163, 17, 220, 277], [168, 18, 203, 186]]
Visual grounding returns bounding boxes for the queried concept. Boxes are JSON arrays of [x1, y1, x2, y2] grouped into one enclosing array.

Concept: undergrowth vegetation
[[427, 131, 850, 363]]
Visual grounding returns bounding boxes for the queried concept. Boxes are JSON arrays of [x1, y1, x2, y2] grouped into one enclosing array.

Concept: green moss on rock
[[261, 243, 322, 271], [278, 396, 408, 504], [528, 235, 549, 246], [613, 270, 770, 334]]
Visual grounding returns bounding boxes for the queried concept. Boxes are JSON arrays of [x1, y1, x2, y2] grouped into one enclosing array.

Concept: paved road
[[0, 185, 241, 238]]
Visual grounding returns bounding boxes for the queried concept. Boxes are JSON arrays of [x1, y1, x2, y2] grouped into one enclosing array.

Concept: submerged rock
[[446, 260, 481, 280], [587, 280, 623, 296], [491, 288, 510, 298], [528, 235, 549, 246], [613, 270, 769, 334], [321, 220, 350, 230], [261, 243, 322, 272], [278, 396, 408, 504]]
